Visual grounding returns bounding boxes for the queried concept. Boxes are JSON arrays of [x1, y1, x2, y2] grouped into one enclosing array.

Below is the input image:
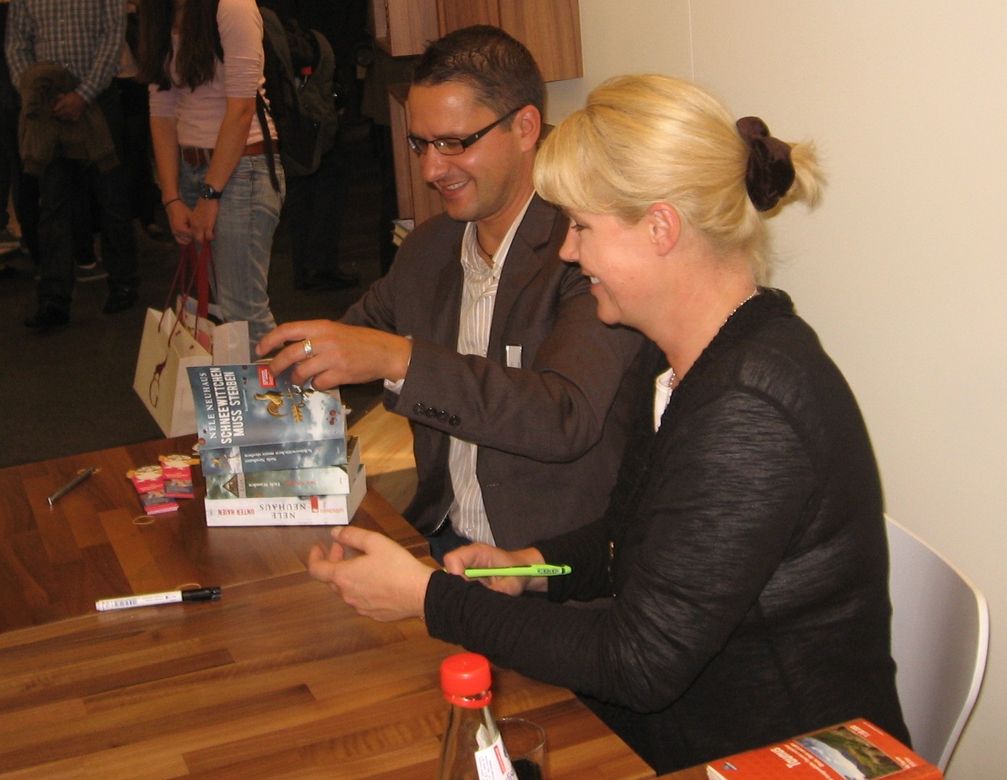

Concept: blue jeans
[[179, 153, 284, 350]]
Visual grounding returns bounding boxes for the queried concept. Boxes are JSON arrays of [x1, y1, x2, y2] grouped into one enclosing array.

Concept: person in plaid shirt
[[6, 0, 139, 328]]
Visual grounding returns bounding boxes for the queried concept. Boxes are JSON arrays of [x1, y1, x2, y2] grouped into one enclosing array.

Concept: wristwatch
[[199, 182, 223, 200]]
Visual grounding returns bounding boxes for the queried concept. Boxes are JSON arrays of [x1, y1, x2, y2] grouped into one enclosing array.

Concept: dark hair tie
[[736, 116, 795, 212]]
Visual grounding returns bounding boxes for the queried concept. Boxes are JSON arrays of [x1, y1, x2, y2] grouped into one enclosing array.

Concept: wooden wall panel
[[376, 0, 439, 56], [500, 0, 583, 82], [438, 0, 500, 33], [388, 86, 414, 219]]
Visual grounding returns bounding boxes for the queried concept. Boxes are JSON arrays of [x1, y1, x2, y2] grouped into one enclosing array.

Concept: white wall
[[546, 2, 1005, 776]]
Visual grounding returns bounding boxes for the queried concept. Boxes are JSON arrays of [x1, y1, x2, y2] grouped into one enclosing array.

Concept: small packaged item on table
[[159, 453, 196, 499], [127, 464, 179, 515]]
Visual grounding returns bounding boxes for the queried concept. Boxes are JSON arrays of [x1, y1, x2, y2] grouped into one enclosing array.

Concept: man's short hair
[[413, 25, 545, 119]]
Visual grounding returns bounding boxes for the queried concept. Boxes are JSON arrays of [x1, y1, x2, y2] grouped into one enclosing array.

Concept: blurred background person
[[258, 0, 359, 291], [116, 0, 165, 241], [138, 0, 283, 352], [0, 0, 26, 276], [6, 0, 139, 326]]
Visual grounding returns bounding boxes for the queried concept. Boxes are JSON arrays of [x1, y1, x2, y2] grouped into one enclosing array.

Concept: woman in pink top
[[137, 0, 283, 350]]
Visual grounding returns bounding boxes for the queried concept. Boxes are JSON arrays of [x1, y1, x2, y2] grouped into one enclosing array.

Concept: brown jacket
[[18, 62, 117, 176], [343, 195, 647, 549]]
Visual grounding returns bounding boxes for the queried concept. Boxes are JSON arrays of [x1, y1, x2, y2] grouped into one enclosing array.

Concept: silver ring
[[302, 339, 313, 358]]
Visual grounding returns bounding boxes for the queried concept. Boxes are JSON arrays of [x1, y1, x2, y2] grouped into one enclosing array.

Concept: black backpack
[[257, 7, 339, 180]]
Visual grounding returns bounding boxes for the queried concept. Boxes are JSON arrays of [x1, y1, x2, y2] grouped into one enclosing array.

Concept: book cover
[[188, 364, 347, 474], [204, 464, 366, 526], [205, 437, 360, 499], [706, 719, 941, 779], [187, 363, 346, 448]]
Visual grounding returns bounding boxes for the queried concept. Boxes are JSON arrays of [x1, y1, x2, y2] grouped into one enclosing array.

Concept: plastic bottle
[[436, 653, 517, 780]]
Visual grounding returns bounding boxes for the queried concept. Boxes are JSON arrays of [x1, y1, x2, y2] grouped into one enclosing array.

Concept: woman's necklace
[[723, 288, 760, 327], [666, 289, 760, 392]]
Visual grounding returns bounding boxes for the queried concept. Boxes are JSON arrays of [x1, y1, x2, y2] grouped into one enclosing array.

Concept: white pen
[[95, 586, 222, 612]]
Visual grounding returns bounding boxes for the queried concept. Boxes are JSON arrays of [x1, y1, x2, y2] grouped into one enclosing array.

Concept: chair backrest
[[885, 515, 989, 770]]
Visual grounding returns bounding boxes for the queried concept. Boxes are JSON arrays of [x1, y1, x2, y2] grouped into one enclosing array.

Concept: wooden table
[[655, 766, 705, 779], [0, 431, 654, 778]]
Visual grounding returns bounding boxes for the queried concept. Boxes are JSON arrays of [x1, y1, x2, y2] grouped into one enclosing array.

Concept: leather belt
[[179, 140, 273, 167]]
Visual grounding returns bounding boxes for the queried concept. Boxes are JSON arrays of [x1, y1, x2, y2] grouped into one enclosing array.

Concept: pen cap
[[181, 586, 222, 601], [440, 652, 492, 708]]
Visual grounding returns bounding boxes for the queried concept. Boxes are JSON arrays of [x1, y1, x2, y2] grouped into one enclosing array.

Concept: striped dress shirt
[[5, 0, 125, 102], [448, 196, 533, 545]]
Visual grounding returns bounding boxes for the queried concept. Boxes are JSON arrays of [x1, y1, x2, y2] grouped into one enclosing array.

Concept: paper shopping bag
[[210, 319, 250, 364], [133, 306, 212, 437], [175, 295, 250, 365], [172, 242, 251, 362], [135, 242, 252, 436]]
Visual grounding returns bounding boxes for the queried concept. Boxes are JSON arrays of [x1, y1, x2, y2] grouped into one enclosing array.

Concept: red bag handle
[[149, 243, 215, 404], [161, 242, 214, 348]]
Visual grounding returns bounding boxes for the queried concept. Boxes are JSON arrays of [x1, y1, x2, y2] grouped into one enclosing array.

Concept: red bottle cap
[[440, 653, 493, 707]]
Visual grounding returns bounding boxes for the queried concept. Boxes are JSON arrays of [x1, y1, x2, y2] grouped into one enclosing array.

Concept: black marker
[[48, 466, 97, 506], [95, 586, 222, 612]]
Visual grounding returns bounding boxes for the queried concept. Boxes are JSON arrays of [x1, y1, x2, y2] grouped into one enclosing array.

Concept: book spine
[[204, 465, 366, 526], [199, 436, 349, 475], [206, 465, 353, 499]]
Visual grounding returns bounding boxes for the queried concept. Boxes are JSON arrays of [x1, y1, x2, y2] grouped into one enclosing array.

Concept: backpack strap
[[257, 6, 286, 193], [255, 91, 282, 194]]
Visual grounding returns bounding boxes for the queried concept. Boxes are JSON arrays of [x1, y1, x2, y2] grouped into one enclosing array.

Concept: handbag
[[132, 243, 250, 437]]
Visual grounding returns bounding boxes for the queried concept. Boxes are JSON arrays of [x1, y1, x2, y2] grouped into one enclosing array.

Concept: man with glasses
[[258, 25, 644, 559]]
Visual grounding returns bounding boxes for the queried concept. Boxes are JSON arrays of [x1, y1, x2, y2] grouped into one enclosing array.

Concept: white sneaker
[[75, 260, 109, 283]]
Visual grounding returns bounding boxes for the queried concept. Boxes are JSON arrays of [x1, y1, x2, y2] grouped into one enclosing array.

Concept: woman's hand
[[443, 544, 549, 596], [308, 526, 434, 622], [165, 200, 194, 245], [256, 320, 413, 389], [188, 199, 220, 244]]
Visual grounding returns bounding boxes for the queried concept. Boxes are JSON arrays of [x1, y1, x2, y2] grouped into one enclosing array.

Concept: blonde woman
[[305, 75, 909, 772]]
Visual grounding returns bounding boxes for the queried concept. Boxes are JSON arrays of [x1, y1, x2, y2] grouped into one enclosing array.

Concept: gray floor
[[0, 126, 386, 469]]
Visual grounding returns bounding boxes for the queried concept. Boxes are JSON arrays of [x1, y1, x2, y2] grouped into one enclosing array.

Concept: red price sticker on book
[[257, 365, 276, 388]]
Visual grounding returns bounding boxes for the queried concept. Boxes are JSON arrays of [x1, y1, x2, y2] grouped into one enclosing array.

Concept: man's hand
[[257, 320, 413, 389], [443, 543, 549, 595], [308, 526, 434, 621], [53, 92, 87, 122]]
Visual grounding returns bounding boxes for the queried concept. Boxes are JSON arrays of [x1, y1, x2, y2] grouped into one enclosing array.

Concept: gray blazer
[[343, 195, 646, 549]]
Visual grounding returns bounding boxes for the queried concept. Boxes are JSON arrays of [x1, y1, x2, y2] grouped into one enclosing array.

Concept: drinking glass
[[497, 717, 546, 779]]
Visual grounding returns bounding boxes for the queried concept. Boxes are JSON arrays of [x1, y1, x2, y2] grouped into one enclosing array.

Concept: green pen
[[463, 564, 572, 578]]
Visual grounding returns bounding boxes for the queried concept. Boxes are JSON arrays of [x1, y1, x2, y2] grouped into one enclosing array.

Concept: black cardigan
[[424, 289, 909, 772]]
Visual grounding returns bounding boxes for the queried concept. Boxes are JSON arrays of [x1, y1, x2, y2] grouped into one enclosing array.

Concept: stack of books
[[186, 363, 365, 526]]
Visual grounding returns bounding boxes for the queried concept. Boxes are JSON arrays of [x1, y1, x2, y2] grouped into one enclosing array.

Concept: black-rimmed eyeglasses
[[406, 106, 521, 156]]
